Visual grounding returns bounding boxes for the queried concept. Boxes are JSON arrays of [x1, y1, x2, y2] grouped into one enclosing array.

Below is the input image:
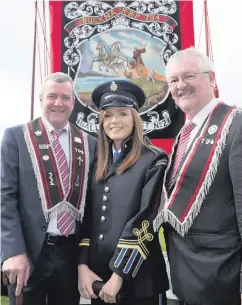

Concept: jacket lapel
[[106, 152, 123, 179], [105, 137, 133, 180]]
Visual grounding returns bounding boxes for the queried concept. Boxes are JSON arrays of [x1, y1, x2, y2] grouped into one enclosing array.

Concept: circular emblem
[[208, 125, 218, 135], [42, 155, 49, 161]]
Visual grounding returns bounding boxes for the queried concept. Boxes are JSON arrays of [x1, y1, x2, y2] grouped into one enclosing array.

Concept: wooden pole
[[204, 0, 209, 57], [30, 1, 38, 120]]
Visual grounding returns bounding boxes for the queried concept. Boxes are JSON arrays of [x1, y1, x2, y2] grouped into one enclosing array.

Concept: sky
[[1, 0, 242, 139]]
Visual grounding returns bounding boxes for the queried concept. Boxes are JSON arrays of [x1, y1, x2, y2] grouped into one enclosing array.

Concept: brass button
[[99, 234, 104, 241], [103, 195, 108, 201], [101, 216, 106, 222], [102, 205, 107, 212], [104, 186, 110, 193]]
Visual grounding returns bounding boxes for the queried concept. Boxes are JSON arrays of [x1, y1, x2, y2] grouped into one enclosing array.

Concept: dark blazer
[[164, 111, 242, 305], [79, 137, 169, 299], [1, 119, 97, 271]]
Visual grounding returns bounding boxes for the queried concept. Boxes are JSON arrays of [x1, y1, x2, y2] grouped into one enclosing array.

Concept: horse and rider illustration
[[92, 41, 129, 75], [92, 41, 165, 82]]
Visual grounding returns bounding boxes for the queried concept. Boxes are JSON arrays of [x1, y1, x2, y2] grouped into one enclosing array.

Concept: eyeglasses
[[168, 71, 210, 88]]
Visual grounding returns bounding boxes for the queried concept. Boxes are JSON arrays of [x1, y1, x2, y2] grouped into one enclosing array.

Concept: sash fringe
[[47, 201, 83, 221], [153, 107, 242, 236], [23, 124, 49, 221]]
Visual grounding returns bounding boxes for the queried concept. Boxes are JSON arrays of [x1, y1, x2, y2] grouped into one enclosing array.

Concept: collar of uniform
[[121, 136, 133, 152], [41, 117, 70, 134], [109, 136, 133, 156], [189, 98, 219, 128]]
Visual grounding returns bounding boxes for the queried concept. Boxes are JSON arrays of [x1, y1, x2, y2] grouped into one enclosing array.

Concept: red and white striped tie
[[168, 120, 196, 187], [52, 130, 75, 237]]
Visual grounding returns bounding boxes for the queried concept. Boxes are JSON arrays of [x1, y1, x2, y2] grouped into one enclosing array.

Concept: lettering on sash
[[39, 144, 51, 149], [75, 148, 84, 154], [201, 138, 214, 145]]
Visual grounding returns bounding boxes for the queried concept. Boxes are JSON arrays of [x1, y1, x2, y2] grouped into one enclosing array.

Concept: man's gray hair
[[39, 72, 75, 99], [165, 47, 214, 76]]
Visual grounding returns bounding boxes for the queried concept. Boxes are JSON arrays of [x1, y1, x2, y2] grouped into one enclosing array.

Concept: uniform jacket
[[79, 137, 169, 298], [163, 107, 242, 305], [1, 119, 97, 271]]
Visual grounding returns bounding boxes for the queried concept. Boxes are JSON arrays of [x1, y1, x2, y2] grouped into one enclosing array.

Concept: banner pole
[[30, 1, 38, 120]]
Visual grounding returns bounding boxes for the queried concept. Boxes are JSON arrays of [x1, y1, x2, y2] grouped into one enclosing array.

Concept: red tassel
[[214, 85, 219, 98]]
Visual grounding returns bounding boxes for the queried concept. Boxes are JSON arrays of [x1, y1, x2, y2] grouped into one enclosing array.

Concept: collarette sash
[[154, 103, 242, 236], [23, 118, 90, 221]]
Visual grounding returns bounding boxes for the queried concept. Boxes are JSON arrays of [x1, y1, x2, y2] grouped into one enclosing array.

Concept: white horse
[[92, 41, 109, 71], [106, 41, 128, 75]]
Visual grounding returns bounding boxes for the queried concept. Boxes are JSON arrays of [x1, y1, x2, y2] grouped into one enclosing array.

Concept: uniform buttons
[[99, 234, 104, 241], [101, 216, 106, 222], [103, 195, 108, 201], [104, 186, 110, 193], [102, 205, 107, 212]]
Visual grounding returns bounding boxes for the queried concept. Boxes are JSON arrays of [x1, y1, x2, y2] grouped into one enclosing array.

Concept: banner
[[49, 0, 194, 153]]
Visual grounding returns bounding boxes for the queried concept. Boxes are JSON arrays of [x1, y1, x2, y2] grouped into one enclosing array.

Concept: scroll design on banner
[[61, 0, 182, 136], [63, 1, 178, 67]]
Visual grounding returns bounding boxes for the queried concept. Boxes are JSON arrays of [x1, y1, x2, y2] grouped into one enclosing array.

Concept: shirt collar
[[112, 145, 121, 155], [42, 117, 70, 134], [187, 98, 219, 127]]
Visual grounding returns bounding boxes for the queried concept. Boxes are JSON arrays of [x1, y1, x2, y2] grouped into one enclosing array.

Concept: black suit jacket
[[164, 111, 242, 305], [1, 119, 97, 271]]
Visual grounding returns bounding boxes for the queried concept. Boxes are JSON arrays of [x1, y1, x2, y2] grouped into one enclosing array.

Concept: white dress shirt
[[42, 118, 75, 235], [112, 145, 121, 156], [186, 98, 219, 150]]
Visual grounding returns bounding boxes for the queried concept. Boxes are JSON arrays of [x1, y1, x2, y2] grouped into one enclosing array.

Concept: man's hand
[[78, 264, 102, 300], [2, 254, 30, 296], [99, 273, 123, 304]]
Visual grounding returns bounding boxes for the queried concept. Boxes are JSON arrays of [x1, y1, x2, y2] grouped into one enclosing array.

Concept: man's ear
[[39, 95, 43, 107], [208, 71, 216, 87]]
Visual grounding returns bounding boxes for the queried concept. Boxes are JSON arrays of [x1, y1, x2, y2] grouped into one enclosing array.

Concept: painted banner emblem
[[49, 0, 194, 152]]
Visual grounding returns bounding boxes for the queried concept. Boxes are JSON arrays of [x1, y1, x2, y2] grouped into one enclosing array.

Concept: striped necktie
[[168, 120, 196, 187], [51, 129, 75, 237]]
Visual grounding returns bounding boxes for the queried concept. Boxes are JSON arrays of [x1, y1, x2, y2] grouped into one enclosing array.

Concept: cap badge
[[110, 81, 118, 92]]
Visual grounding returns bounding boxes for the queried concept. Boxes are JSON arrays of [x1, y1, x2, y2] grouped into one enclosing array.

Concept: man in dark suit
[[1, 72, 97, 305], [153, 47, 242, 305]]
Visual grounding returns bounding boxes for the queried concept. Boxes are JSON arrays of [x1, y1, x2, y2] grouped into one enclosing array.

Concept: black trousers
[[8, 234, 79, 305], [91, 294, 167, 305], [179, 295, 241, 305]]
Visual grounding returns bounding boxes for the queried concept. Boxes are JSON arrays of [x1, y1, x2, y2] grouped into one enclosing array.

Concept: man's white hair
[[165, 47, 214, 77], [39, 72, 75, 99]]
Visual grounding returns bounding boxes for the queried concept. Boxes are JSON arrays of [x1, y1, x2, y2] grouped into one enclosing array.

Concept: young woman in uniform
[[78, 80, 169, 305]]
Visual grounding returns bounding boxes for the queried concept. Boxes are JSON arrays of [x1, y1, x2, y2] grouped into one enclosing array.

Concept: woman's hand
[[99, 273, 123, 304], [78, 264, 102, 299]]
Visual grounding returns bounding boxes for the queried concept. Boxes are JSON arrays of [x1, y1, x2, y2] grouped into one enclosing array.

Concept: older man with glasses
[[154, 47, 242, 305]]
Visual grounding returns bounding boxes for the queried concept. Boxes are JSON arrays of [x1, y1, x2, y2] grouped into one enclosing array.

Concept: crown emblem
[[110, 81, 118, 92]]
